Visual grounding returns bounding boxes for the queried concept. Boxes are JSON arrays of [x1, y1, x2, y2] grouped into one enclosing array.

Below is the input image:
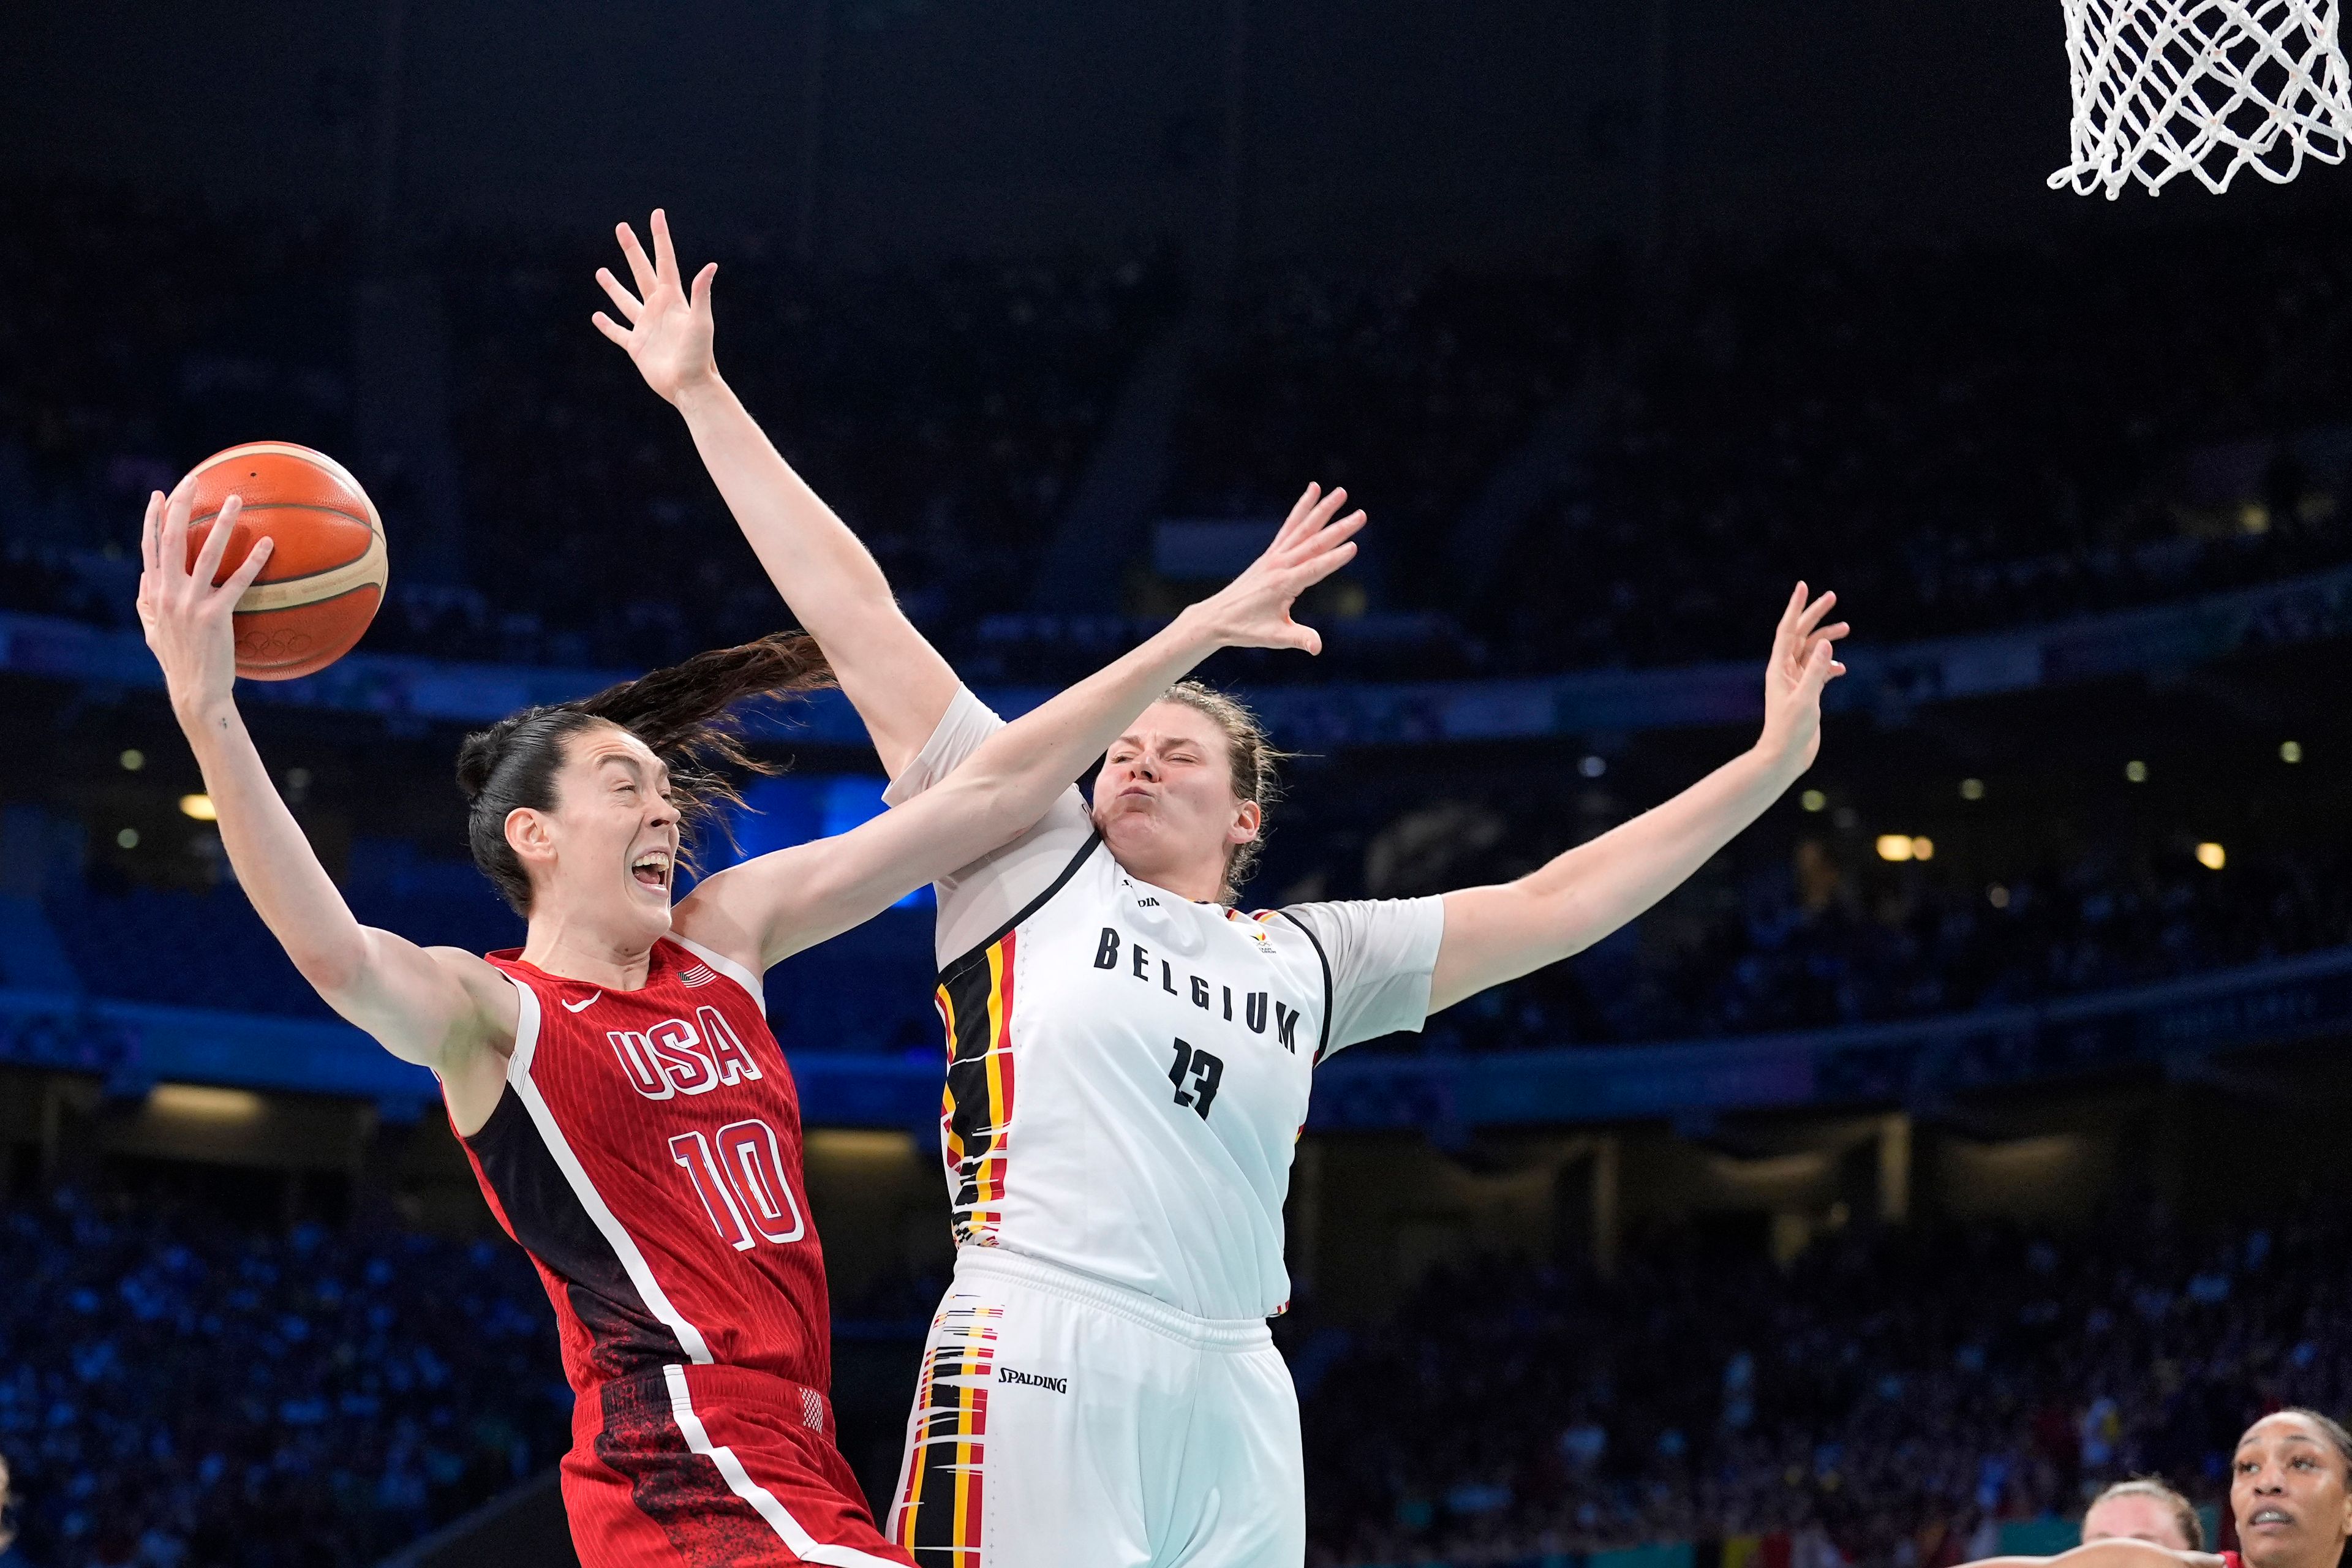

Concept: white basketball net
[[2050, 0, 2352, 195]]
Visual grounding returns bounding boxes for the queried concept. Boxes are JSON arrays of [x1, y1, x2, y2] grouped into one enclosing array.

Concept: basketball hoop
[[2050, 0, 2352, 195]]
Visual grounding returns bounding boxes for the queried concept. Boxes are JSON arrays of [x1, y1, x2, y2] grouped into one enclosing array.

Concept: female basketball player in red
[[1960, 1410, 2352, 1568], [600, 209, 1847, 1567], [135, 467, 1360, 1566]]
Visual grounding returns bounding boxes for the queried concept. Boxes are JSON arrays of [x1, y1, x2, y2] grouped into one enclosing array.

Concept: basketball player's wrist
[[1740, 740, 1807, 793], [172, 689, 240, 737], [1166, 601, 1226, 657], [671, 368, 730, 417]]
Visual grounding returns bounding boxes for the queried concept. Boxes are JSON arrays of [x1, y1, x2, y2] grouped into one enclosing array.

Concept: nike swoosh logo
[[562, 993, 601, 1013]]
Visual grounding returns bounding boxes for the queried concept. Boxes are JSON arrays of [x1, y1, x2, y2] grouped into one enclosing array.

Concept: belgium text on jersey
[[1091, 927, 1305, 1052]]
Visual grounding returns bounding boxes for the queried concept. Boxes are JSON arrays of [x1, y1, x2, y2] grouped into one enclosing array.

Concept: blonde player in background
[[2083, 1479, 2204, 1552], [596, 208, 1850, 1568], [0, 1450, 18, 1564]]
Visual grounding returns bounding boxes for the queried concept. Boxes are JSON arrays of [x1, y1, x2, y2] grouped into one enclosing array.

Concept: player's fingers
[[616, 221, 658, 296], [221, 533, 274, 598], [691, 261, 717, 312], [651, 207, 680, 281], [1817, 620, 1852, 643], [1770, 581, 1804, 662], [140, 492, 162, 576], [1302, 484, 1349, 538], [595, 267, 644, 322], [1290, 538, 1359, 588], [1799, 638, 1837, 695], [1795, 587, 1839, 638], [591, 311, 631, 348], [192, 493, 241, 588], [1299, 510, 1367, 560], [160, 484, 195, 582], [1275, 487, 1348, 556], [1274, 482, 1322, 544]]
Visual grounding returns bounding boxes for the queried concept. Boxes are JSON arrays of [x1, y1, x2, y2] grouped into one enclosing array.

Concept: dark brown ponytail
[[454, 633, 834, 914]]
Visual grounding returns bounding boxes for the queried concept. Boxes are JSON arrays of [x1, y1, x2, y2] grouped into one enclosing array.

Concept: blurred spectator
[[15, 181, 2352, 687], [0, 1186, 568, 1568], [1478, 234, 2352, 674], [1291, 1204, 2352, 1565], [1164, 265, 1606, 605]]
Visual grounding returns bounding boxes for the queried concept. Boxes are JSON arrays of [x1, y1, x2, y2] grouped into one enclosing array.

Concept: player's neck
[[518, 916, 659, 991], [1114, 848, 1228, 906]]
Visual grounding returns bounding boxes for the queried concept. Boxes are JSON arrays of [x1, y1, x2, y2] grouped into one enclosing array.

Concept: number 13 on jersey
[[1167, 1038, 1224, 1119]]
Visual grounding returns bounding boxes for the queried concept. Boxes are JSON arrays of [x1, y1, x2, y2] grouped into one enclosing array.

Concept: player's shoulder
[[654, 930, 769, 1014]]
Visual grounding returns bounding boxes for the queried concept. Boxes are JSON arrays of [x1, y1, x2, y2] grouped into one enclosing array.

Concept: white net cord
[[2051, 0, 2352, 195]]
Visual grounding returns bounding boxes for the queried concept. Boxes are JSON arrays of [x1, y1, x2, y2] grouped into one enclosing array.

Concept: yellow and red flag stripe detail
[[936, 930, 1017, 1246], [894, 1299, 1001, 1566]]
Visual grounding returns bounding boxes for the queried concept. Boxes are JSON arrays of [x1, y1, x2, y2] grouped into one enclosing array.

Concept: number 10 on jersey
[[669, 1118, 806, 1251]]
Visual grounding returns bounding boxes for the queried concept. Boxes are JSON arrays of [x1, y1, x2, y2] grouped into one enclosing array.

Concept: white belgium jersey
[[884, 687, 1444, 1321]]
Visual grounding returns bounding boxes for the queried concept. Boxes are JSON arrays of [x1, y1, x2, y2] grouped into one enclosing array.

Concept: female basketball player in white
[[597, 209, 1849, 1568], [134, 463, 1358, 1564]]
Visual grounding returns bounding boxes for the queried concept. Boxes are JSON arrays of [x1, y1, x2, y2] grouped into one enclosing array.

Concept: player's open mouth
[[2250, 1509, 2295, 1529], [631, 850, 673, 891]]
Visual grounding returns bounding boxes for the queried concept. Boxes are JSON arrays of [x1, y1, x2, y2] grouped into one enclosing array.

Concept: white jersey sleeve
[[883, 685, 1098, 967], [1269, 896, 1446, 1057]]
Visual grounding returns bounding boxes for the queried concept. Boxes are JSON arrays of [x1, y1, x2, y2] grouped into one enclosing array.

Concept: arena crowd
[[1, 1179, 2336, 1568], [0, 1185, 567, 1567], [9, 183, 2352, 685], [1289, 1204, 2348, 1566]]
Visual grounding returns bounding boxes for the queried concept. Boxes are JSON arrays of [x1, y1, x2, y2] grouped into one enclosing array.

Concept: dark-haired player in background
[[136, 477, 1360, 1565]]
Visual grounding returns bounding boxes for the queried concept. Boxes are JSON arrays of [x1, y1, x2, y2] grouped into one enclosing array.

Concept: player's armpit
[[1426, 881, 1558, 1014], [321, 935, 518, 1074]]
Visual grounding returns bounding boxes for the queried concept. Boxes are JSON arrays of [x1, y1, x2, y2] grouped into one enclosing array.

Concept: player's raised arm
[[1426, 584, 1850, 1013], [592, 208, 956, 777], [138, 489, 514, 1075], [677, 496, 1365, 969]]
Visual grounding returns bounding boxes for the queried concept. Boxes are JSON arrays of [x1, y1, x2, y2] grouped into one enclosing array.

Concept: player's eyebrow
[[592, 749, 658, 786]]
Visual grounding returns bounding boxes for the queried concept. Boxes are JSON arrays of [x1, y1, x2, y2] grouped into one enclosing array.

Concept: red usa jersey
[[459, 937, 831, 1398]]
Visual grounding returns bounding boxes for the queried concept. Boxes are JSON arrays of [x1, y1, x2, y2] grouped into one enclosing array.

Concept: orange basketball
[[170, 442, 388, 681]]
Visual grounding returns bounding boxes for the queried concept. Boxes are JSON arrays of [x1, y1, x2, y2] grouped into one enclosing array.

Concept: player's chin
[[1100, 807, 1169, 844], [621, 877, 676, 923]]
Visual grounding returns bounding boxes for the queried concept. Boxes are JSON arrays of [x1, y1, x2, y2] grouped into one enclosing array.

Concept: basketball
[[169, 441, 388, 681]]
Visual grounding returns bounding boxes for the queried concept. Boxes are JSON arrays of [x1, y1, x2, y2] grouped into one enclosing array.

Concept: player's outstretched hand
[[137, 488, 273, 720], [594, 208, 720, 406], [1184, 481, 1366, 655], [1754, 582, 1849, 778]]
